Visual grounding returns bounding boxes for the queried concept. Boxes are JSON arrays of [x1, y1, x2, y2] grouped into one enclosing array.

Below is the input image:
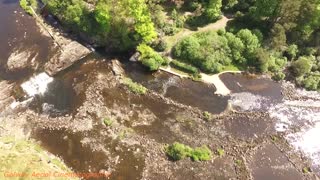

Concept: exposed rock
[[7, 47, 39, 71], [45, 41, 91, 76], [111, 59, 125, 76], [129, 52, 140, 62], [0, 81, 15, 114]]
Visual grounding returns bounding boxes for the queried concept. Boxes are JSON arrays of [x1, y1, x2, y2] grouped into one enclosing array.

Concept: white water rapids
[[230, 86, 320, 172], [21, 72, 53, 97]]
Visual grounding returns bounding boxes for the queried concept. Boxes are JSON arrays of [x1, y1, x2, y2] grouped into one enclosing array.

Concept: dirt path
[[201, 71, 242, 96], [198, 16, 231, 32], [164, 15, 231, 49]]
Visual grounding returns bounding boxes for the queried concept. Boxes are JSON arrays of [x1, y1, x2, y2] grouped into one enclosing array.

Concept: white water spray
[[21, 72, 54, 97], [269, 89, 320, 170]]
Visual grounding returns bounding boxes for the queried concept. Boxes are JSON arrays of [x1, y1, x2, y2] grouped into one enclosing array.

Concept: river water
[[1, 1, 320, 179]]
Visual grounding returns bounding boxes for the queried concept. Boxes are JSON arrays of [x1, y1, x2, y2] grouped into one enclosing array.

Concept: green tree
[[286, 44, 298, 60], [236, 29, 260, 61], [127, 0, 157, 43], [94, 1, 111, 34], [205, 0, 222, 21], [292, 56, 312, 76], [225, 32, 246, 64], [270, 23, 287, 51], [137, 44, 164, 71]]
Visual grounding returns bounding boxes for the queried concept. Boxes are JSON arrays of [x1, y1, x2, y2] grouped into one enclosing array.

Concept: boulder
[[111, 59, 125, 76], [7, 48, 38, 71]]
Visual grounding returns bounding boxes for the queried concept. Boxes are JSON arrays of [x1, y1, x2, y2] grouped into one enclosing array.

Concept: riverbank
[[160, 65, 242, 95], [6, 59, 318, 179]]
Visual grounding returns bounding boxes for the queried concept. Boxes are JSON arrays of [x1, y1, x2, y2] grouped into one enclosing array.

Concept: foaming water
[[230, 92, 269, 111], [161, 76, 180, 95], [269, 89, 320, 172], [21, 72, 53, 97], [229, 80, 320, 172]]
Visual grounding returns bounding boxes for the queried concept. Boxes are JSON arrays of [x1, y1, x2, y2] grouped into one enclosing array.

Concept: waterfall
[[21, 72, 54, 97]]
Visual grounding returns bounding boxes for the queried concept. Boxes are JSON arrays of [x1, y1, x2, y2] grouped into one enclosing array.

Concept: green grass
[[303, 167, 311, 173], [103, 118, 113, 127], [235, 159, 242, 166], [221, 64, 241, 71], [122, 77, 147, 95], [217, 148, 225, 157], [118, 128, 134, 140], [170, 60, 199, 75], [165, 142, 212, 161], [19, 0, 37, 15], [0, 137, 74, 179], [202, 111, 211, 121]]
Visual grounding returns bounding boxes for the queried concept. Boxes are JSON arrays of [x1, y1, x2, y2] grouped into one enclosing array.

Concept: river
[[1, 1, 320, 180]]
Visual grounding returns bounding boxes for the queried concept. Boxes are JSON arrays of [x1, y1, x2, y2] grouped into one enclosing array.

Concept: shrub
[[272, 72, 286, 81], [122, 78, 147, 95], [165, 142, 212, 161], [302, 75, 320, 91], [286, 44, 298, 60], [20, 0, 37, 15], [170, 60, 199, 74], [173, 29, 260, 74], [217, 148, 225, 157], [203, 111, 211, 121], [190, 146, 212, 161], [292, 57, 312, 77], [137, 44, 165, 71], [162, 24, 178, 36], [154, 39, 168, 52], [165, 142, 193, 161], [103, 118, 113, 126]]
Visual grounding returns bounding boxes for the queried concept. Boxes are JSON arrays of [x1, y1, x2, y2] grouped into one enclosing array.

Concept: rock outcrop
[[45, 40, 91, 76], [0, 81, 15, 114], [7, 47, 39, 71]]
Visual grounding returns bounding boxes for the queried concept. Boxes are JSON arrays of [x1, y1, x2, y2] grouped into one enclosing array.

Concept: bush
[[170, 60, 199, 74], [272, 72, 286, 81], [137, 44, 165, 71], [154, 39, 168, 52], [165, 142, 212, 161], [165, 142, 193, 161], [103, 118, 113, 126], [203, 111, 211, 121], [302, 75, 320, 91], [292, 57, 312, 77], [162, 24, 178, 36], [20, 0, 37, 15], [216, 148, 225, 157], [190, 146, 212, 161], [173, 29, 260, 74], [122, 78, 147, 95]]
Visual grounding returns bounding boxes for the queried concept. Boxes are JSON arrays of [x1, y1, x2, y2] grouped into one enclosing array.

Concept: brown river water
[[3, 1, 319, 180]]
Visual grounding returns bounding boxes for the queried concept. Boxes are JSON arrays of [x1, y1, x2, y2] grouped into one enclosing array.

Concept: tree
[[286, 44, 298, 60], [205, 0, 222, 21], [236, 29, 260, 61], [137, 44, 165, 71], [94, 1, 111, 34], [291, 56, 312, 76], [253, 0, 280, 22], [270, 23, 287, 51], [127, 0, 157, 43], [303, 75, 320, 91], [225, 32, 246, 64]]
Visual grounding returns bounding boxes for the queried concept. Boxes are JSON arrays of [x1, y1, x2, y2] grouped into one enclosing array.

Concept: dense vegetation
[[20, 0, 37, 15], [165, 142, 212, 161], [22, 0, 320, 91], [122, 77, 147, 95]]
